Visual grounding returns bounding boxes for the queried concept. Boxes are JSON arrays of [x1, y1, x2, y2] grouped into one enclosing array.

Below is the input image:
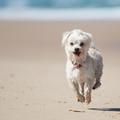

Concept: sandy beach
[[0, 20, 120, 120]]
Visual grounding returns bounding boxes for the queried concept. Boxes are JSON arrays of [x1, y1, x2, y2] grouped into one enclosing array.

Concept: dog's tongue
[[74, 52, 80, 57], [75, 52, 80, 56]]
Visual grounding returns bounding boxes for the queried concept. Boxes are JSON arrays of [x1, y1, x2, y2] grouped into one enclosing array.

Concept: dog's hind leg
[[92, 79, 101, 90], [93, 72, 102, 90], [93, 58, 103, 90]]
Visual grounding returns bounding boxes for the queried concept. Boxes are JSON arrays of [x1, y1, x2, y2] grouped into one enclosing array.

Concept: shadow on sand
[[89, 108, 120, 112]]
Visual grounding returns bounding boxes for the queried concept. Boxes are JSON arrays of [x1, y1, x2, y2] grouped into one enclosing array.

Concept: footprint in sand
[[0, 86, 5, 90], [58, 100, 67, 104]]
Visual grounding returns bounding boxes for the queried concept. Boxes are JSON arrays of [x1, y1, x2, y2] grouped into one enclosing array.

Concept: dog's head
[[62, 29, 92, 62]]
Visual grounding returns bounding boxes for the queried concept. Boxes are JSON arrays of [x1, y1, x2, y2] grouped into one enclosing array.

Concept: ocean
[[0, 0, 120, 20]]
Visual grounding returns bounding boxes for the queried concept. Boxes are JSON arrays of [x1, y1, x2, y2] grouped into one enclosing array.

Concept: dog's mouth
[[73, 51, 81, 56]]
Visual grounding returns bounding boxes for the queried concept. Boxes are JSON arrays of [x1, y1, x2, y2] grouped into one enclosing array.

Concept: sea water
[[0, 0, 120, 20]]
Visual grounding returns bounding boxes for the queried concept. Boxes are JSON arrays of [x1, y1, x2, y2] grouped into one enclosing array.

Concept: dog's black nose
[[75, 48, 80, 52]]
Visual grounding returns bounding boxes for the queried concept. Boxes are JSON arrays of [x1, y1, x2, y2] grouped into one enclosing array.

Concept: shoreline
[[0, 8, 120, 21]]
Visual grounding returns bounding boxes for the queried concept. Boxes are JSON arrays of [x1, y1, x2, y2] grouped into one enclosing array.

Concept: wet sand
[[0, 20, 120, 120]]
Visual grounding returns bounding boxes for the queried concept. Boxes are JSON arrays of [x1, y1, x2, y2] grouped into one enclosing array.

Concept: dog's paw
[[93, 81, 101, 90], [76, 95, 85, 103], [85, 94, 91, 104]]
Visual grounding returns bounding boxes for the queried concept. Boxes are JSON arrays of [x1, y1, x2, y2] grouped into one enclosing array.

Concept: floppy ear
[[83, 32, 95, 48], [84, 32, 92, 42], [61, 31, 72, 47]]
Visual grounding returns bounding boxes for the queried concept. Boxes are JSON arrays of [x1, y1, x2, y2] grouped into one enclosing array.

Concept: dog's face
[[62, 29, 92, 61]]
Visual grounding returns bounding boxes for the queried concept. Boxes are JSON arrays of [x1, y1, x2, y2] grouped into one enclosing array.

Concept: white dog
[[62, 29, 103, 104]]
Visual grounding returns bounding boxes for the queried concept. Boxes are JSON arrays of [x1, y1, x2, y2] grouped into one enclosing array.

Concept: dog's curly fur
[[62, 29, 103, 104]]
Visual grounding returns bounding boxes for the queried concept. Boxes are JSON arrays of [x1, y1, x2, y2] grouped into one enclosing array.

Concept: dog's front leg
[[85, 87, 91, 104], [80, 82, 84, 96], [85, 79, 94, 104], [70, 80, 85, 102]]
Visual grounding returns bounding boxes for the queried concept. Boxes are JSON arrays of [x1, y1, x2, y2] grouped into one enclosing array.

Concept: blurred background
[[0, 0, 120, 20], [1, 0, 120, 8], [0, 0, 120, 120]]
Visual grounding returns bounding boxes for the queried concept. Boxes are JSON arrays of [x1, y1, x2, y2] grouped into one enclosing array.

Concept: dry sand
[[0, 20, 120, 120]]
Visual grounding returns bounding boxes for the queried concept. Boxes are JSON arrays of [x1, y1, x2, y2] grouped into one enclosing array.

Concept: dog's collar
[[72, 61, 82, 69]]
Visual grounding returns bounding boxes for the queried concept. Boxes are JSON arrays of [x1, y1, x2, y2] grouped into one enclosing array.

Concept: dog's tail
[[90, 41, 101, 52]]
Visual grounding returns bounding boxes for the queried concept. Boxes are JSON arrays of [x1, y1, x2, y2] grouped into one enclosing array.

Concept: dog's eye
[[70, 42, 74, 46], [80, 42, 84, 46]]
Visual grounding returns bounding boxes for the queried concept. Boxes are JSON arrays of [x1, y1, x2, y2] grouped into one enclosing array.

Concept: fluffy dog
[[62, 29, 103, 104]]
